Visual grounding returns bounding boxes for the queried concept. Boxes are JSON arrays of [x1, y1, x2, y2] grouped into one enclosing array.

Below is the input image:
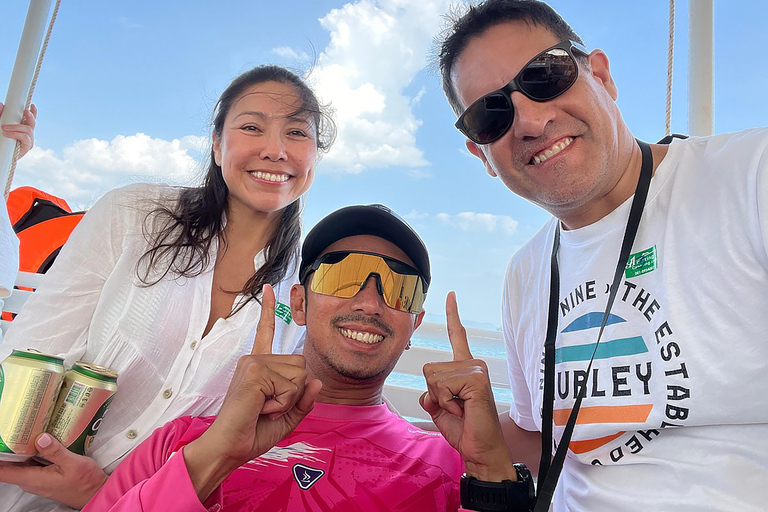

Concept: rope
[[4, 0, 62, 200], [665, 0, 675, 136]]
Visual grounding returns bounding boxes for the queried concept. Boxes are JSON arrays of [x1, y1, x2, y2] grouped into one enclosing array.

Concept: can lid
[[10, 349, 65, 365], [72, 361, 118, 382]]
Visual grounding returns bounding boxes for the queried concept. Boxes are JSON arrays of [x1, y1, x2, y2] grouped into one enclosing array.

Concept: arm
[[421, 292, 517, 482], [180, 284, 321, 501], [498, 413, 542, 475], [86, 451, 214, 512], [83, 418, 214, 512], [85, 285, 323, 508], [423, 293, 538, 512]]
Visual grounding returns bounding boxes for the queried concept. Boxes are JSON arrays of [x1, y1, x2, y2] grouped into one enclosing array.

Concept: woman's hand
[[0, 432, 108, 509], [0, 102, 37, 159]]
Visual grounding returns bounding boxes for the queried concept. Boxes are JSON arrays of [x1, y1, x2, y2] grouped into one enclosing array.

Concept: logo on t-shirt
[[275, 301, 292, 324], [549, 277, 692, 466], [625, 246, 657, 278], [292, 463, 324, 490]]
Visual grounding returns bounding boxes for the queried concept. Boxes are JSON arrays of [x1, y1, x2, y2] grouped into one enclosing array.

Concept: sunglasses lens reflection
[[463, 94, 512, 144], [519, 49, 577, 99]]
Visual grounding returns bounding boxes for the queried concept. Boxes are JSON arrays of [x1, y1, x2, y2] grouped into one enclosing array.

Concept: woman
[[0, 65, 335, 511]]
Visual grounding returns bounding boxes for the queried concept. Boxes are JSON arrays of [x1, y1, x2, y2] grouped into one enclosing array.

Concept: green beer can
[[0, 349, 66, 462], [46, 362, 118, 456]]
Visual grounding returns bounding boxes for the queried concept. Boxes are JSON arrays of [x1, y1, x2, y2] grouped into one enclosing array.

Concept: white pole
[[0, 0, 54, 188], [688, 0, 714, 136]]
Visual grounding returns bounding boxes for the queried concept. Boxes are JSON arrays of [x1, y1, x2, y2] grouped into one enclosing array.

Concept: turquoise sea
[[385, 334, 513, 407]]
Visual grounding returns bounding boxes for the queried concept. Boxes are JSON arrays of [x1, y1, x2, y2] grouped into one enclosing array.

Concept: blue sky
[[2, 0, 767, 328]]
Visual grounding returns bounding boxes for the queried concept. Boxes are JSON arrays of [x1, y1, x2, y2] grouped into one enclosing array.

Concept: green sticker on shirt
[[275, 301, 292, 325], [625, 245, 657, 278]]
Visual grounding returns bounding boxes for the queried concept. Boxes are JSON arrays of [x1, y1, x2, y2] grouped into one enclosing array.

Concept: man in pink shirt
[[83, 204, 527, 512]]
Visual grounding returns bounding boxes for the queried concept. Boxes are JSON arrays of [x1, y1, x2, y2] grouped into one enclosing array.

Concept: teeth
[[531, 137, 573, 165], [339, 328, 384, 344], [250, 171, 289, 182]]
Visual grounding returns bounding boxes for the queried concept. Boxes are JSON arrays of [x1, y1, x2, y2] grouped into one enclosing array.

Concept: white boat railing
[[0, 270, 40, 336]]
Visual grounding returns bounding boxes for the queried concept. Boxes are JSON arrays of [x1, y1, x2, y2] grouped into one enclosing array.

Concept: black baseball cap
[[300, 204, 431, 288]]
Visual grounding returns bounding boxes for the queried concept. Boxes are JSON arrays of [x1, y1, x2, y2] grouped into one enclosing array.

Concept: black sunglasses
[[455, 40, 589, 145]]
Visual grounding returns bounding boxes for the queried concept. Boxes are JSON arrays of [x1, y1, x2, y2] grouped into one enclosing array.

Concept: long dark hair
[[138, 65, 336, 312]]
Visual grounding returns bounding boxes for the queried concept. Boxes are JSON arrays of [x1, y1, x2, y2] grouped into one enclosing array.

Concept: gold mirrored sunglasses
[[301, 251, 427, 314]]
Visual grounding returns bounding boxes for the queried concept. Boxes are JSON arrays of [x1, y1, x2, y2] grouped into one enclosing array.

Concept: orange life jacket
[[2, 187, 85, 321]]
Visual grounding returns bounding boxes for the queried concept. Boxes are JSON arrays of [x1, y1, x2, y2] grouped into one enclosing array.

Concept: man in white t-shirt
[[0, 102, 37, 342], [435, 1, 768, 511]]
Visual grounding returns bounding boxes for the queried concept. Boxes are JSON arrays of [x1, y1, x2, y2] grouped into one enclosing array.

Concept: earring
[[405, 340, 412, 350]]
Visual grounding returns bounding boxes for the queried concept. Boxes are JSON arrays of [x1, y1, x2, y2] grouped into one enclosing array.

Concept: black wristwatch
[[460, 463, 535, 512]]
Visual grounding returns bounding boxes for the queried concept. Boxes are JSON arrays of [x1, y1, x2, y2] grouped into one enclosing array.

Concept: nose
[[509, 91, 555, 140], [260, 130, 288, 161], [350, 275, 387, 315]]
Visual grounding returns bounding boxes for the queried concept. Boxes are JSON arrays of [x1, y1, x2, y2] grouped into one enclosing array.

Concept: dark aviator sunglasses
[[455, 40, 589, 145]]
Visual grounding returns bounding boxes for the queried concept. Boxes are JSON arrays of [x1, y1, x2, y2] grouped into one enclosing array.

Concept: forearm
[[499, 413, 542, 474], [182, 435, 240, 503], [459, 413, 523, 482]]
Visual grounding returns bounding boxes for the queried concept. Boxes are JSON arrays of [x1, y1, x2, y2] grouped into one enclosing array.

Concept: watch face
[[513, 463, 531, 479], [514, 463, 536, 502]]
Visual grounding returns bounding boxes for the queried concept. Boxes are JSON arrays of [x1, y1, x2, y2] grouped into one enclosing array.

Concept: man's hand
[[420, 292, 517, 482], [0, 433, 107, 508], [0, 102, 37, 158], [183, 284, 322, 501]]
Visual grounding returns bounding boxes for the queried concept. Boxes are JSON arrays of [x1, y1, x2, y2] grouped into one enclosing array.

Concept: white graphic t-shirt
[[503, 128, 768, 512]]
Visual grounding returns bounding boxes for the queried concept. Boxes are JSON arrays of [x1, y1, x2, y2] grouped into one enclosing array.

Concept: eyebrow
[[234, 110, 312, 125]]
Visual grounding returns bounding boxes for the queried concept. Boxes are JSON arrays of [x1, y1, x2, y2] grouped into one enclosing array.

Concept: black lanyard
[[533, 139, 654, 511]]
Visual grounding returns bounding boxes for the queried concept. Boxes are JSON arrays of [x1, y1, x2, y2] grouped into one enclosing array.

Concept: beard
[[314, 347, 397, 383], [304, 312, 402, 384]]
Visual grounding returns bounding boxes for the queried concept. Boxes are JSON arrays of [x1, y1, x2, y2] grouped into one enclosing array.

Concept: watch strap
[[460, 464, 535, 512]]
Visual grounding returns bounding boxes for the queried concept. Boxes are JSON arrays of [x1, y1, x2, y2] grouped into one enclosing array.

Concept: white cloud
[[311, 0, 452, 173], [436, 211, 519, 235], [404, 210, 431, 221], [271, 46, 311, 62], [411, 87, 427, 107], [405, 210, 518, 235], [13, 134, 206, 208]]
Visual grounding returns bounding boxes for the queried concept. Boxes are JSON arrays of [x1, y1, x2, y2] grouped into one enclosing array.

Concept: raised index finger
[[252, 283, 276, 355], [446, 291, 473, 361]]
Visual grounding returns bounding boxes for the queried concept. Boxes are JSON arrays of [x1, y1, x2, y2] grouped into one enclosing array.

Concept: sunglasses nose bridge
[[501, 77, 522, 99], [358, 272, 385, 297], [349, 273, 389, 312]]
